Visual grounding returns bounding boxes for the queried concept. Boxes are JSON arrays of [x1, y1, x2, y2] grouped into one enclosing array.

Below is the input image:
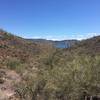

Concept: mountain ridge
[[27, 39, 79, 48]]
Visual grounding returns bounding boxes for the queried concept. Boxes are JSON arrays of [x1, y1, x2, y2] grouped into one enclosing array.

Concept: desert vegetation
[[0, 30, 100, 100]]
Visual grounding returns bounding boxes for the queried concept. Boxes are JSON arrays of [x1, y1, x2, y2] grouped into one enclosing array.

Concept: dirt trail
[[0, 69, 21, 100]]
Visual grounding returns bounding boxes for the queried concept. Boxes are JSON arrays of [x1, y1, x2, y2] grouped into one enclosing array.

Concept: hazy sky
[[0, 0, 100, 40]]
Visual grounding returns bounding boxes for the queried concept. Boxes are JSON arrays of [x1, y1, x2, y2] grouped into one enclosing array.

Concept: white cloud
[[41, 33, 99, 40], [23, 33, 100, 40], [68, 33, 100, 40]]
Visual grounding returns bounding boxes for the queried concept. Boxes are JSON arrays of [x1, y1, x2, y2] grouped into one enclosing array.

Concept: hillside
[[0, 29, 54, 65], [0, 30, 55, 100], [0, 30, 100, 100], [69, 36, 100, 55]]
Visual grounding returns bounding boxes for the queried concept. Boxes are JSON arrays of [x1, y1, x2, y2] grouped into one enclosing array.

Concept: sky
[[0, 0, 100, 40]]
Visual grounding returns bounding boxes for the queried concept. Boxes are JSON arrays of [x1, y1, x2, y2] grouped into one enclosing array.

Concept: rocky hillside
[[0, 30, 54, 100], [0, 29, 54, 65]]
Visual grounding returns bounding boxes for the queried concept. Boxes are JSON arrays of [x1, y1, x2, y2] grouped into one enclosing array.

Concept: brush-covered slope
[[69, 36, 100, 55], [0, 29, 54, 66], [14, 35, 100, 100], [0, 30, 54, 100], [0, 29, 100, 100]]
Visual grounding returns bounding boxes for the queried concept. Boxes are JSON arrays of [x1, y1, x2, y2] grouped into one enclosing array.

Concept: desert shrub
[[6, 57, 26, 74], [15, 76, 40, 100], [7, 57, 21, 69], [15, 51, 100, 100], [3, 32, 14, 40], [38, 54, 100, 100]]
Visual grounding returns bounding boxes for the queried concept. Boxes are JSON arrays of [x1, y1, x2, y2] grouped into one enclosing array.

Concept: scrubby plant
[[7, 57, 21, 69], [6, 57, 26, 74]]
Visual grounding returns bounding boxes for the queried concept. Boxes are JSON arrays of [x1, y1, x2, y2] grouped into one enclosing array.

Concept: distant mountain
[[27, 39, 78, 48]]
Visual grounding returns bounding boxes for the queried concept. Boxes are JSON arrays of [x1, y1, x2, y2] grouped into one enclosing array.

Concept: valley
[[0, 30, 100, 100]]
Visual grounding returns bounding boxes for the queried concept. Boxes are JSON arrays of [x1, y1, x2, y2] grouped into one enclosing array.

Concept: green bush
[[6, 57, 26, 74], [7, 57, 21, 69]]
